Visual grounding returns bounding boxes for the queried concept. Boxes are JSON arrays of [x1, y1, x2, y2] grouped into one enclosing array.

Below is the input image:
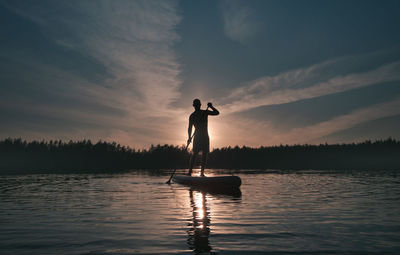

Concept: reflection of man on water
[[187, 189, 212, 254], [187, 99, 219, 176]]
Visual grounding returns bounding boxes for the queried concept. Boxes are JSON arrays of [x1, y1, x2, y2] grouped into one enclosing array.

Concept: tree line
[[0, 137, 399, 174]]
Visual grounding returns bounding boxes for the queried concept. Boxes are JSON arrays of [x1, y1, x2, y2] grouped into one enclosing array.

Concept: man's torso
[[190, 110, 208, 136]]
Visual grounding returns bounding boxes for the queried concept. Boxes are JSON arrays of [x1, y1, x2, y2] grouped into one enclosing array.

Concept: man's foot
[[200, 173, 205, 177]]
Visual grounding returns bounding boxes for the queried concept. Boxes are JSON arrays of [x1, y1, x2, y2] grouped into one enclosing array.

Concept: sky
[[1, 0, 400, 149]]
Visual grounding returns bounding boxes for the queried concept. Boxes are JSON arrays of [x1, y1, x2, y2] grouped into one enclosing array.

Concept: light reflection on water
[[0, 169, 400, 254]]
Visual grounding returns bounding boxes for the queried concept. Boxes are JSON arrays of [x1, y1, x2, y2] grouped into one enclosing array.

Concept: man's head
[[193, 98, 201, 110]]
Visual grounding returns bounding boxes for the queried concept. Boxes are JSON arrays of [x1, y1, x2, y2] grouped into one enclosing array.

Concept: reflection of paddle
[[166, 134, 193, 184]]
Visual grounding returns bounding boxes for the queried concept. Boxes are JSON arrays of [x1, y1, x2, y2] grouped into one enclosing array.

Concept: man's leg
[[188, 151, 198, 176], [200, 151, 208, 176]]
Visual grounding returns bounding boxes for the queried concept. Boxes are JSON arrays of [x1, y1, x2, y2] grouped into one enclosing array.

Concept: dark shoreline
[[1, 138, 399, 174]]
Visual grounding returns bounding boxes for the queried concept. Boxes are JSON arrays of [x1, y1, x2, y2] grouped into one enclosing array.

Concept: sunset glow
[[1, 1, 400, 148]]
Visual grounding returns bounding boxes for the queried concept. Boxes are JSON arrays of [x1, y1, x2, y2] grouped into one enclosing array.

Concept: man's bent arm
[[208, 104, 219, 115]]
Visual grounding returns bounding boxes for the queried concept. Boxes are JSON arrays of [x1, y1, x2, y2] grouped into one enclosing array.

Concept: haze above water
[[1, 169, 399, 254]]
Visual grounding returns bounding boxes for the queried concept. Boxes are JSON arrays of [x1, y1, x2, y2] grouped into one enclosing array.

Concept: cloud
[[210, 96, 400, 147], [206, 50, 400, 147], [1, 0, 185, 147], [220, 0, 256, 44], [288, 97, 400, 143], [219, 52, 400, 114]]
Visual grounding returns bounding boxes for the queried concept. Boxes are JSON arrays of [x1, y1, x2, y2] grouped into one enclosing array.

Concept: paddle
[[166, 136, 193, 184], [166, 106, 210, 184]]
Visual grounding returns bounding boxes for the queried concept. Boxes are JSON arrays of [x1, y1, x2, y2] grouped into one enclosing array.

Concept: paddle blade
[[166, 169, 177, 184]]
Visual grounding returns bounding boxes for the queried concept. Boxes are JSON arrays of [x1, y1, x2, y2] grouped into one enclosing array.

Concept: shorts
[[193, 134, 209, 153]]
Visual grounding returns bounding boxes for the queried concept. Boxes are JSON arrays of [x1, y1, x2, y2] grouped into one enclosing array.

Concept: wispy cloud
[[219, 52, 400, 114], [211, 96, 400, 147], [286, 97, 400, 144], [220, 0, 256, 44], [204, 50, 400, 147], [1, 0, 185, 147]]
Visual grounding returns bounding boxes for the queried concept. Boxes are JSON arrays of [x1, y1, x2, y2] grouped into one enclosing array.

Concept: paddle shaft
[[165, 132, 194, 184]]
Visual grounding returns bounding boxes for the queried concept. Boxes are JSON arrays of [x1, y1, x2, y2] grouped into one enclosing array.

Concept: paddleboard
[[172, 175, 241, 188]]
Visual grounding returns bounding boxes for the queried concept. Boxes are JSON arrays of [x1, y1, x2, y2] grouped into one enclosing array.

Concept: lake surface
[[1, 169, 399, 254]]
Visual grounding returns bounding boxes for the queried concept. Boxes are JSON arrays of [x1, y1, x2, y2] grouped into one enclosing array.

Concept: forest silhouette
[[0, 137, 399, 174]]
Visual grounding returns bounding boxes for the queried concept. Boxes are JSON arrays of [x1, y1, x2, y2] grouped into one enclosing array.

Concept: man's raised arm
[[207, 102, 219, 115]]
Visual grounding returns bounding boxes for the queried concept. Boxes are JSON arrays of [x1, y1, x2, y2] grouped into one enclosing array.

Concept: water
[[1, 169, 399, 254]]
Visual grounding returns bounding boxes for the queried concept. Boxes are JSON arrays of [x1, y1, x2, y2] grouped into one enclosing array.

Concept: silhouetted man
[[187, 99, 219, 176]]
